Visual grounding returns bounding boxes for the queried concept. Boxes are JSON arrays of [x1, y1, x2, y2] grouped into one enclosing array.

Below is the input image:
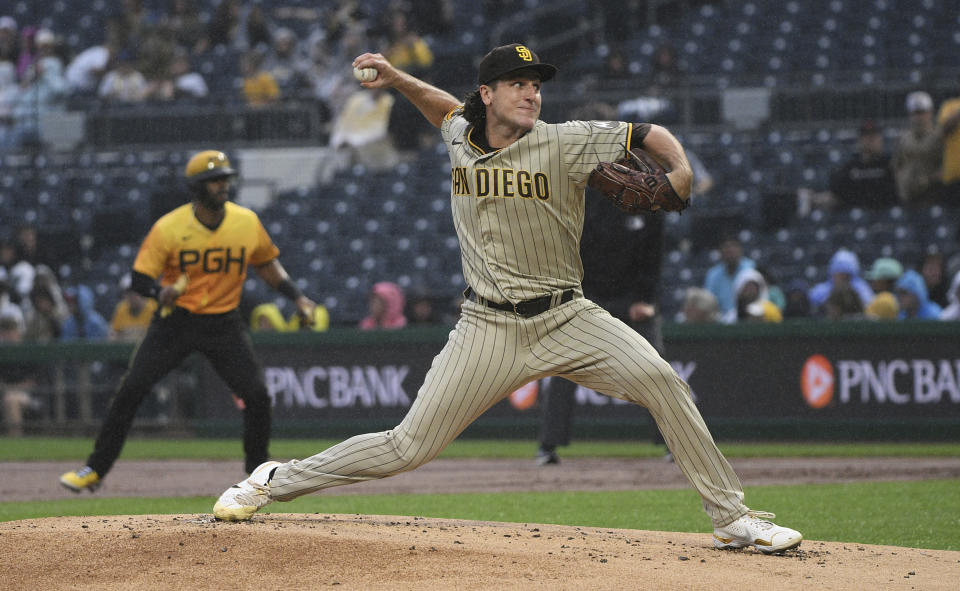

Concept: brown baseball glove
[[587, 148, 689, 213]]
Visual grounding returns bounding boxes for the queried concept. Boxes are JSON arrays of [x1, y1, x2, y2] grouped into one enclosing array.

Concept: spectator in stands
[[65, 19, 122, 96], [0, 238, 34, 304], [206, 0, 241, 51], [936, 76, 960, 202], [97, 49, 147, 104], [807, 249, 874, 315], [0, 314, 37, 437], [0, 16, 18, 64], [144, 48, 208, 102], [265, 28, 310, 99], [244, 4, 274, 52], [383, 10, 433, 75], [728, 268, 782, 323], [15, 26, 38, 82], [817, 120, 897, 209], [823, 284, 864, 321], [939, 269, 960, 321], [0, 311, 22, 338], [14, 224, 42, 267], [23, 281, 65, 343], [241, 49, 280, 106], [0, 61, 16, 145], [679, 287, 719, 324], [406, 292, 439, 325], [704, 235, 755, 322], [29, 28, 60, 73], [602, 46, 632, 82], [24, 265, 66, 328], [920, 251, 950, 309], [329, 87, 398, 170], [893, 91, 943, 206], [383, 9, 435, 152], [136, 24, 177, 91], [895, 269, 942, 320], [863, 256, 903, 321], [863, 257, 903, 295], [8, 29, 67, 148], [308, 24, 369, 118], [651, 42, 682, 88], [865, 292, 899, 320], [109, 273, 157, 342], [120, 0, 156, 44], [756, 264, 786, 311], [60, 285, 109, 341], [161, 0, 206, 55], [322, 0, 367, 46], [0, 278, 25, 331], [170, 49, 208, 100], [359, 281, 407, 330], [304, 37, 343, 125], [782, 278, 812, 319]]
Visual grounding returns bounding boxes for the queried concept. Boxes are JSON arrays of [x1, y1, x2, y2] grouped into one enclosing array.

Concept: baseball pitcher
[[213, 44, 802, 554]]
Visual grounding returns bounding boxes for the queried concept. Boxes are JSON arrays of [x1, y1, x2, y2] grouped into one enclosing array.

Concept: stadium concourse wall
[[3, 322, 959, 442]]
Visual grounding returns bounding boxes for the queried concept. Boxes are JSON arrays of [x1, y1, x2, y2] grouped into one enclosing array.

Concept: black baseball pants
[[87, 307, 271, 476]]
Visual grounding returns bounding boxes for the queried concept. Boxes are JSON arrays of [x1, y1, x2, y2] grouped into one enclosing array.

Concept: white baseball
[[353, 66, 378, 82]]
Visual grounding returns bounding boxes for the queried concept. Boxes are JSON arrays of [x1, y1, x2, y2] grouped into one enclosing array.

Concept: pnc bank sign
[[801, 354, 960, 409]]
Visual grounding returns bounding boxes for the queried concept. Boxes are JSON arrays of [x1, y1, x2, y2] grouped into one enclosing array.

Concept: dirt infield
[[3, 513, 959, 590], [3, 457, 960, 590]]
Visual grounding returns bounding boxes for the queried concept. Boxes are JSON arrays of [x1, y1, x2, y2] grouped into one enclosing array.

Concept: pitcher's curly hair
[[462, 87, 487, 128]]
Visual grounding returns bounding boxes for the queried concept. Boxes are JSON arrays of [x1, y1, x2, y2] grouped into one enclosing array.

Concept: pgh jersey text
[[133, 201, 279, 314]]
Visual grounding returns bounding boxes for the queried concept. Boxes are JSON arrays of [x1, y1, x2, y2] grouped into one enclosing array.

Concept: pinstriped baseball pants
[[269, 297, 749, 527]]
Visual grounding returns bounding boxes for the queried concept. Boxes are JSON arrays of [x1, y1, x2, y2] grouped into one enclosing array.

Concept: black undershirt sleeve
[[631, 122, 652, 146], [130, 270, 159, 299]]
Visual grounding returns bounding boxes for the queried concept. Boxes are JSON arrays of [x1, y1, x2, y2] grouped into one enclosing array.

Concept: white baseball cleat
[[213, 461, 282, 521], [713, 511, 803, 554]]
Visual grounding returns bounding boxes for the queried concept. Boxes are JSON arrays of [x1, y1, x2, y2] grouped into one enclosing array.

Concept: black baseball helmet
[[184, 150, 237, 186]]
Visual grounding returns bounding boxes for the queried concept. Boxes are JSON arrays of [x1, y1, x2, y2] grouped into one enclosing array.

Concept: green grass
[[4, 437, 960, 461], [5, 437, 959, 550], [3, 481, 957, 550]]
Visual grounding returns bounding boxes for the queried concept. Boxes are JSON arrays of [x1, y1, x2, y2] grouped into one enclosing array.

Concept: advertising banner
[[194, 328, 960, 424]]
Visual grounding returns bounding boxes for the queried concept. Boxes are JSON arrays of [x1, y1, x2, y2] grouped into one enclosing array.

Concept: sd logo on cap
[[477, 43, 557, 86]]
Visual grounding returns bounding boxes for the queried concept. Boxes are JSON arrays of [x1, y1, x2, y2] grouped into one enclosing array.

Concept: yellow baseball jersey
[[133, 202, 279, 314], [441, 110, 633, 303]]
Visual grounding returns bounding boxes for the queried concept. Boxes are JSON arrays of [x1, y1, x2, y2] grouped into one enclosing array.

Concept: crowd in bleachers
[[0, 0, 958, 343]]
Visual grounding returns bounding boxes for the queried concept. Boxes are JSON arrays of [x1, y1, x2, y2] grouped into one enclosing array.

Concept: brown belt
[[464, 287, 575, 318]]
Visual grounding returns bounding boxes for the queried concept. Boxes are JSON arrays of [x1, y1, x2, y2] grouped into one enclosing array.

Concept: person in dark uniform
[[536, 196, 668, 465], [60, 150, 317, 492]]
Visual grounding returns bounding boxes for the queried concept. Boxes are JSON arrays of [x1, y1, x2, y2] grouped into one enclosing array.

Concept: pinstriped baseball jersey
[[442, 112, 633, 303]]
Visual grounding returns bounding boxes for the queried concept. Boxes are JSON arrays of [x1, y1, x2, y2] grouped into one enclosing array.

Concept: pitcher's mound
[[2, 514, 957, 590]]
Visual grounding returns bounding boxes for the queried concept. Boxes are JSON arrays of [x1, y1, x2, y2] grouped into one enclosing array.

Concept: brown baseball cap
[[477, 43, 557, 86]]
